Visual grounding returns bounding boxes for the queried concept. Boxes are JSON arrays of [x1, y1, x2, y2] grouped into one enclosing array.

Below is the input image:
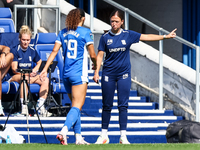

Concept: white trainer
[[95, 135, 109, 144], [76, 137, 90, 145], [119, 136, 130, 144], [42, 109, 53, 117], [36, 106, 52, 117], [21, 105, 28, 115], [0, 106, 4, 116]]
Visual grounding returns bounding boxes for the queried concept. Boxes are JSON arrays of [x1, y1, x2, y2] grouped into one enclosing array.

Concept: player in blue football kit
[[10, 25, 49, 116], [0, 45, 13, 116], [93, 10, 177, 144], [40, 8, 97, 145]]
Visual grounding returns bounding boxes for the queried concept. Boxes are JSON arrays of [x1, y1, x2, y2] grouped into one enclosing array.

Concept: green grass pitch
[[1, 143, 200, 150]]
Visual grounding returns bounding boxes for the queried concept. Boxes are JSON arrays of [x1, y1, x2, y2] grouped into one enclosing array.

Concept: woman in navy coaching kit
[[40, 8, 97, 145], [93, 9, 177, 144]]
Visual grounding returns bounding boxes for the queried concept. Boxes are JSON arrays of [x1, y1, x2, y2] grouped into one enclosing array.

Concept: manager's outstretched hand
[[166, 28, 177, 39], [140, 28, 177, 41]]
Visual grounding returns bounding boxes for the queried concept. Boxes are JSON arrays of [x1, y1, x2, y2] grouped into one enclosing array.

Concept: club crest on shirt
[[123, 73, 128, 79], [121, 40, 126, 45], [90, 33, 94, 40], [105, 76, 109, 82], [0, 28, 5, 33], [29, 56, 32, 61], [107, 39, 113, 45]]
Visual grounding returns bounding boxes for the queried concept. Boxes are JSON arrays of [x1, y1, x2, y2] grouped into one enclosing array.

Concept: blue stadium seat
[[9, 79, 40, 94], [9, 81, 18, 94], [0, 8, 15, 33], [0, 8, 12, 18], [2, 81, 10, 94], [35, 33, 66, 94]]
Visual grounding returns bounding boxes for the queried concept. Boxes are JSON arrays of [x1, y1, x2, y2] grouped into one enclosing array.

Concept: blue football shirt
[[98, 29, 141, 76], [13, 45, 41, 69], [56, 26, 94, 78]]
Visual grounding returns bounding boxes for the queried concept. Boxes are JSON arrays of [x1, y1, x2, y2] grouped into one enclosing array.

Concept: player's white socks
[[38, 97, 45, 108], [101, 129, 108, 137], [20, 98, 26, 109], [75, 133, 83, 141], [61, 126, 68, 135], [120, 130, 126, 137]]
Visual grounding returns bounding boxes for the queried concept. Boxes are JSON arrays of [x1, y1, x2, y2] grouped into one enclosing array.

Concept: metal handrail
[[14, 3, 60, 36], [91, 0, 200, 121]]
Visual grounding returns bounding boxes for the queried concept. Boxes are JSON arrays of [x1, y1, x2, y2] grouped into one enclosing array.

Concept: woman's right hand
[[0, 54, 7, 68]]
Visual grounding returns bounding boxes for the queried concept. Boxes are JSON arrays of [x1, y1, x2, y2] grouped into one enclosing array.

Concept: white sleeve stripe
[[86, 41, 94, 46], [56, 40, 62, 45]]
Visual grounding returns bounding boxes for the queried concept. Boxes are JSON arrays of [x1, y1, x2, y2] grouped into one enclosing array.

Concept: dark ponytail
[[65, 8, 85, 30]]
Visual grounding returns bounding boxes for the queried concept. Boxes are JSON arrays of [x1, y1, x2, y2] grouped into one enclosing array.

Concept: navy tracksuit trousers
[[101, 73, 131, 130]]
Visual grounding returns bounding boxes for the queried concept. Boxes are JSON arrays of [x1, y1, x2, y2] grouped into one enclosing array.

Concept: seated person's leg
[[9, 74, 28, 114], [31, 75, 49, 116], [0, 72, 3, 116], [0, 53, 14, 116], [0, 53, 14, 80]]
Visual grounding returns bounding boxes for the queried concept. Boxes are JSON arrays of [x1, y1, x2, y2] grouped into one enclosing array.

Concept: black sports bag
[[166, 120, 200, 143]]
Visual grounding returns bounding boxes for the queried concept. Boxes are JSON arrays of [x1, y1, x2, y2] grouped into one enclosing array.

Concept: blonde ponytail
[[19, 25, 32, 39]]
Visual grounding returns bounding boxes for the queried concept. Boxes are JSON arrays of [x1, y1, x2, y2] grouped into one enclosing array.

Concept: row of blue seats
[[1, 32, 66, 96], [0, 8, 15, 33], [0, 8, 67, 106]]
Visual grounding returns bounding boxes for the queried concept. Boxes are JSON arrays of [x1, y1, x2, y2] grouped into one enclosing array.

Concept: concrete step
[[83, 101, 158, 110], [86, 89, 138, 96]]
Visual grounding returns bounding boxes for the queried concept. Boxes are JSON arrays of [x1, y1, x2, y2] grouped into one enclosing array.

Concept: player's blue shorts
[[2, 70, 13, 82], [63, 76, 88, 94]]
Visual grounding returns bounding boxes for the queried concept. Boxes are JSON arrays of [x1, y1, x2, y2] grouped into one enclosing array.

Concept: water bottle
[[6, 135, 11, 144], [0, 136, 2, 144]]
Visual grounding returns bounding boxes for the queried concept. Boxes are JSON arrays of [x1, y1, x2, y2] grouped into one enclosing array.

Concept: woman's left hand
[[30, 71, 37, 77], [167, 28, 177, 39], [93, 74, 99, 84]]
